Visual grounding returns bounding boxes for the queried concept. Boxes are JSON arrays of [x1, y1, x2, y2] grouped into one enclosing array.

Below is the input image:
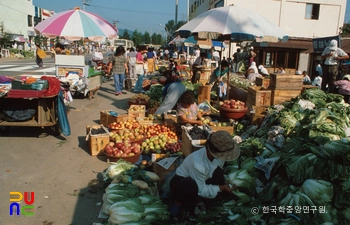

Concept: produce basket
[[109, 136, 146, 145], [104, 149, 142, 164], [220, 106, 248, 119]]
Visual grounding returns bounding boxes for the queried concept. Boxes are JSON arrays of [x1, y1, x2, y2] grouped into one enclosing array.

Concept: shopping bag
[[124, 77, 132, 91], [37, 49, 47, 59]]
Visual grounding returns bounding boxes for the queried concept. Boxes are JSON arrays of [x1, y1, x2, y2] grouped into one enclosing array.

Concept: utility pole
[[175, 0, 178, 29]]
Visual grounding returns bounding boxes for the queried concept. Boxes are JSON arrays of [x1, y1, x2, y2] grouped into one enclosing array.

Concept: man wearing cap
[[321, 39, 349, 93], [169, 130, 240, 217]]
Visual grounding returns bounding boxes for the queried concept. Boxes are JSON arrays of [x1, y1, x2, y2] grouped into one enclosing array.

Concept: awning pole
[[227, 40, 231, 100]]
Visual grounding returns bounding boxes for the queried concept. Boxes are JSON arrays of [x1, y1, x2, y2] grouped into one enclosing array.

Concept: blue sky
[[33, 0, 350, 33], [32, 0, 188, 35]]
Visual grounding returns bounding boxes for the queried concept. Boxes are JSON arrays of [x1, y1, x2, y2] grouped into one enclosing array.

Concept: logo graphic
[[9, 192, 35, 216]]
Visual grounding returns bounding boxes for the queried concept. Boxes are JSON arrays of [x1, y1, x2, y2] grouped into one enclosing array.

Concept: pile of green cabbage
[[219, 89, 350, 224], [102, 160, 169, 225]]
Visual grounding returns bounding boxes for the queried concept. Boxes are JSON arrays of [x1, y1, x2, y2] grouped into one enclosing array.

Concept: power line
[[89, 4, 174, 16]]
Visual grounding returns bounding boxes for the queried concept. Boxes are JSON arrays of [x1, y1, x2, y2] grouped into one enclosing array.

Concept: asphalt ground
[[0, 79, 134, 225]]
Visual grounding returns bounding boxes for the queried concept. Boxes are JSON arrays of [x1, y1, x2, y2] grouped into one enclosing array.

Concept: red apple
[[115, 143, 123, 149]]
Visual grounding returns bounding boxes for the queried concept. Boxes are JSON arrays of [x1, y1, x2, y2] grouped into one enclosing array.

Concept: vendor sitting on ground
[[169, 130, 240, 218], [245, 68, 263, 82], [177, 90, 204, 125]]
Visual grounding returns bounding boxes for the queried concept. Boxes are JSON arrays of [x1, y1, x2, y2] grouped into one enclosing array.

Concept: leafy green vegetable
[[283, 153, 321, 184], [300, 179, 333, 205], [145, 84, 163, 101], [227, 169, 255, 192], [103, 160, 137, 181], [108, 198, 145, 224]]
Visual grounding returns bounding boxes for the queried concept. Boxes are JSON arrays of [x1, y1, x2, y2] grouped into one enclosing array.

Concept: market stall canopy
[[34, 7, 118, 41], [176, 5, 288, 42], [182, 36, 227, 50], [13, 36, 26, 42]]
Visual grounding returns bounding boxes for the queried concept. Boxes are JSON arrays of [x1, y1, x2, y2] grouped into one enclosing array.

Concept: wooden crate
[[247, 86, 271, 106], [86, 125, 110, 156], [128, 105, 146, 118], [269, 74, 303, 90], [197, 85, 211, 104], [271, 90, 301, 105], [255, 77, 270, 89], [100, 111, 134, 127], [301, 85, 319, 93], [181, 126, 208, 157], [228, 84, 248, 102]]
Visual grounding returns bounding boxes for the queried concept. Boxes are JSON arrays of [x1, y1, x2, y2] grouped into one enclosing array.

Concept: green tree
[[164, 19, 187, 40], [0, 32, 12, 48], [121, 30, 131, 39], [144, 31, 151, 44], [132, 30, 143, 46], [151, 33, 161, 45], [340, 23, 350, 37]]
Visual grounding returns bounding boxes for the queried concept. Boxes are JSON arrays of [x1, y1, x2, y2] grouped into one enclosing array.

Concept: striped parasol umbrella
[[34, 7, 118, 41]]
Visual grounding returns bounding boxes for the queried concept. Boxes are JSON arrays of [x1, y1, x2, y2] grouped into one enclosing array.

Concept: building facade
[[0, 0, 54, 50], [188, 0, 347, 74]]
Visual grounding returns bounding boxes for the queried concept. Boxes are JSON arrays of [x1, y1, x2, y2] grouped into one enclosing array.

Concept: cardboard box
[[137, 117, 163, 126], [271, 89, 301, 105], [100, 111, 134, 127], [209, 125, 234, 135], [86, 125, 110, 156], [247, 86, 271, 106], [152, 158, 182, 186], [269, 74, 303, 90], [181, 126, 210, 157], [128, 105, 146, 118]]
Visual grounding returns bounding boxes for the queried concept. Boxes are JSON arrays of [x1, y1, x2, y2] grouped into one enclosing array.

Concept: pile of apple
[[109, 128, 145, 143], [220, 99, 246, 109], [141, 134, 178, 155], [129, 105, 145, 112], [142, 124, 177, 139], [108, 119, 141, 130], [128, 93, 150, 105], [104, 141, 141, 157]]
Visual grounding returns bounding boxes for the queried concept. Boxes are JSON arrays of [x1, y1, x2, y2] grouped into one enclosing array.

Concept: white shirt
[[247, 72, 262, 82], [312, 76, 322, 88], [172, 51, 178, 59], [175, 148, 224, 199], [213, 51, 220, 58], [194, 49, 200, 57], [322, 47, 348, 66]]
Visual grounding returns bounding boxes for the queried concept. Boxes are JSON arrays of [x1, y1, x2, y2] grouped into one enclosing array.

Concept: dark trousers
[[322, 65, 338, 93], [169, 167, 225, 209], [191, 69, 201, 84]]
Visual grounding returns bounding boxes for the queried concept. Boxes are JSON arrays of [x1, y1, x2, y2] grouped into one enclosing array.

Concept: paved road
[[0, 53, 111, 77], [0, 53, 136, 225]]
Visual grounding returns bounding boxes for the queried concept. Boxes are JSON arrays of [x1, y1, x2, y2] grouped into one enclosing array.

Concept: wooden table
[[0, 95, 59, 134]]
